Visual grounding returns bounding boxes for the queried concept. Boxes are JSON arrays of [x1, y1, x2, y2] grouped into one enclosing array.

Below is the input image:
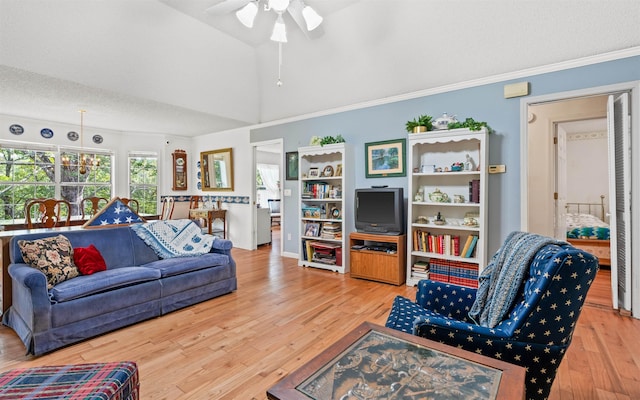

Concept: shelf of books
[[406, 128, 488, 287], [298, 143, 351, 273]]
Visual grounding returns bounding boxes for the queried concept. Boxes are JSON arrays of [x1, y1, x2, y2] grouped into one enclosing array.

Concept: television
[[355, 187, 405, 235]]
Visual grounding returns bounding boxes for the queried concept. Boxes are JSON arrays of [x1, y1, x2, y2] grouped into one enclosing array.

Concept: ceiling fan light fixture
[[302, 5, 322, 31], [268, 0, 290, 12], [236, 1, 258, 28], [270, 14, 287, 43]]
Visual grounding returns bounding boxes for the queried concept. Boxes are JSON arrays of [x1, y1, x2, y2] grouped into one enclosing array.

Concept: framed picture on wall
[[365, 138, 406, 178], [285, 151, 299, 180]]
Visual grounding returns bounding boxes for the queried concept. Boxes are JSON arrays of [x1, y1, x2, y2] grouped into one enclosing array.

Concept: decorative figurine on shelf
[[434, 212, 445, 225], [416, 215, 429, 224], [414, 188, 424, 202], [465, 154, 476, 171], [453, 194, 465, 203]]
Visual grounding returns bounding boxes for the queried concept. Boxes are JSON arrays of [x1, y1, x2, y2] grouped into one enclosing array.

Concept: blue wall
[[251, 55, 640, 255]]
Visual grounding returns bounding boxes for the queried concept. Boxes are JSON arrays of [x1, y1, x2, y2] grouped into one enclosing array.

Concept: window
[[0, 144, 113, 224], [0, 147, 56, 223], [129, 153, 158, 215], [60, 150, 113, 216]]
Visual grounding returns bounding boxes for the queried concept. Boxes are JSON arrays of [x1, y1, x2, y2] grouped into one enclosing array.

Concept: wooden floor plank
[[1, 231, 638, 399]]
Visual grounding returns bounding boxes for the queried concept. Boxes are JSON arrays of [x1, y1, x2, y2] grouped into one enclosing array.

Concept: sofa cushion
[[17, 235, 79, 289], [73, 245, 107, 275], [49, 267, 161, 303], [141, 253, 230, 278]]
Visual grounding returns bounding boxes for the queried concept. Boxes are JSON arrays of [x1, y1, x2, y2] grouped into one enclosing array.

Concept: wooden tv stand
[[349, 232, 406, 285]]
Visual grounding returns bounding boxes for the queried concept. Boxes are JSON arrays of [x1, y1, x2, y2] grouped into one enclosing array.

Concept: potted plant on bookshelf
[[405, 115, 433, 133]]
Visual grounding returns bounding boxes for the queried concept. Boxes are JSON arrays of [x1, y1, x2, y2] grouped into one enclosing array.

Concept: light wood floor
[[1, 231, 639, 399]]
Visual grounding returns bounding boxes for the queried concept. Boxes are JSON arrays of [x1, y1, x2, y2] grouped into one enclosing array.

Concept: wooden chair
[[25, 198, 71, 229], [80, 196, 108, 220], [161, 197, 175, 220], [120, 198, 140, 213], [189, 195, 201, 210]]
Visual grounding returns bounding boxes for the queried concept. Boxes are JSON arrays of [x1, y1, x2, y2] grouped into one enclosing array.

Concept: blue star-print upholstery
[[386, 241, 599, 400]]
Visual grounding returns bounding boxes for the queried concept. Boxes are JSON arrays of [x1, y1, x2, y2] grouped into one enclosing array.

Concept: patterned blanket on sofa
[[131, 219, 214, 259]]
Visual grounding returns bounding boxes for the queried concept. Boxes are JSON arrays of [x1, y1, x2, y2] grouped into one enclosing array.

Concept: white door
[[607, 92, 632, 311], [554, 126, 568, 239]]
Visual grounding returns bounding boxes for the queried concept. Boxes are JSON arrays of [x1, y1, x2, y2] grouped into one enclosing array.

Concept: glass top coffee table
[[267, 322, 525, 400]]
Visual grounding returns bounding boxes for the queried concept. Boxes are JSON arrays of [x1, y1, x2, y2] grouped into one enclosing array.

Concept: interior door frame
[[520, 81, 640, 317], [252, 138, 284, 253]]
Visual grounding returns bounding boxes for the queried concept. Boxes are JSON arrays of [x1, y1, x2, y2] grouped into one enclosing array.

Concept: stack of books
[[321, 222, 342, 240], [309, 241, 342, 266], [412, 261, 429, 279]]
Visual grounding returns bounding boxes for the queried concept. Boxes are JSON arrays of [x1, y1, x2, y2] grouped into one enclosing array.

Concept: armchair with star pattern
[[385, 240, 599, 400]]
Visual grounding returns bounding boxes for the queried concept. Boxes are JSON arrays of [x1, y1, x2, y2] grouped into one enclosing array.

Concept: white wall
[[192, 127, 253, 250], [566, 131, 609, 214]]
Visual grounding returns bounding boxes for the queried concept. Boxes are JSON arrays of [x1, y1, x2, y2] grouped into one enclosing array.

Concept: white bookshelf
[[298, 143, 350, 273], [406, 128, 488, 286]]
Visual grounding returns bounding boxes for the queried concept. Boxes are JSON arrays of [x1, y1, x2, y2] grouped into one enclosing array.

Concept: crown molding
[[253, 47, 640, 131]]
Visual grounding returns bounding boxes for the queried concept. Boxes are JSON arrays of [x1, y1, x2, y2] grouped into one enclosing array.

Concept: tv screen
[[355, 188, 404, 235]]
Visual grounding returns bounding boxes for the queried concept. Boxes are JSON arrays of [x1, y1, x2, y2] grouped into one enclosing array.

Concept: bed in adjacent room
[[565, 195, 610, 266]]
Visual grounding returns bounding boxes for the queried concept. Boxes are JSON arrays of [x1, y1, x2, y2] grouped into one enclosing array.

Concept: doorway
[[253, 140, 283, 253], [521, 82, 638, 316]]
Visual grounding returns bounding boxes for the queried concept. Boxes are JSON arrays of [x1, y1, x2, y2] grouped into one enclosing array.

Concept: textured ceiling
[[1, 0, 639, 137]]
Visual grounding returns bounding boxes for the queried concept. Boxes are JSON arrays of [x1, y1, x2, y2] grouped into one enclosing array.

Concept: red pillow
[[73, 244, 107, 275]]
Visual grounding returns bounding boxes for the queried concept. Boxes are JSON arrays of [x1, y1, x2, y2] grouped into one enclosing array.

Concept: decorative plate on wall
[[67, 131, 79, 141], [92, 134, 103, 144], [9, 124, 24, 135], [40, 128, 54, 139]]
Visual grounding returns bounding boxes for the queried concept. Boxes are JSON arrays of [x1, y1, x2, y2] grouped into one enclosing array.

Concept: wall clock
[[172, 149, 188, 191]]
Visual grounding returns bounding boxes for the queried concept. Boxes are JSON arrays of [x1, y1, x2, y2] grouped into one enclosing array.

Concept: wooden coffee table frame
[[267, 322, 525, 400]]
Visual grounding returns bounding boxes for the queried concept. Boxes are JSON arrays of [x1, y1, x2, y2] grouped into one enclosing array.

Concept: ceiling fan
[[206, 0, 324, 43]]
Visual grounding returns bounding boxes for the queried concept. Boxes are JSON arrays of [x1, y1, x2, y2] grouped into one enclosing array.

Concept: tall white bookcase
[[406, 128, 488, 287], [298, 143, 351, 273]]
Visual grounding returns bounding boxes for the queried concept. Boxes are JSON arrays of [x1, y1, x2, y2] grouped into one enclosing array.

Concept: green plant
[[405, 114, 433, 132], [310, 135, 345, 146], [447, 117, 492, 132]]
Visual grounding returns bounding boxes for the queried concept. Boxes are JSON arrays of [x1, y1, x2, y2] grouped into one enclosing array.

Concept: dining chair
[[189, 195, 201, 209], [161, 197, 175, 220], [120, 198, 140, 213], [25, 198, 72, 229], [80, 196, 108, 220]]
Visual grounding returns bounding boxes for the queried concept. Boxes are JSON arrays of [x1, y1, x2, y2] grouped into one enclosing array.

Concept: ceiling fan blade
[[287, 0, 324, 39], [205, 0, 251, 15]]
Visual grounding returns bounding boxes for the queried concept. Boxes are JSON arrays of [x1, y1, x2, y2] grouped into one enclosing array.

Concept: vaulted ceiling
[[1, 0, 639, 137]]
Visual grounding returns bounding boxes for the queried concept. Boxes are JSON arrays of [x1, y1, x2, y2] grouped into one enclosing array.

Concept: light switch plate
[[488, 164, 506, 174]]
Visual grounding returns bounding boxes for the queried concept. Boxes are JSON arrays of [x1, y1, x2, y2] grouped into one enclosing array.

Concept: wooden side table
[[189, 208, 227, 238]]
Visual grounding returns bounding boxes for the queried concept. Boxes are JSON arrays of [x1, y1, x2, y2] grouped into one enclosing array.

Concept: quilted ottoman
[[0, 361, 139, 399]]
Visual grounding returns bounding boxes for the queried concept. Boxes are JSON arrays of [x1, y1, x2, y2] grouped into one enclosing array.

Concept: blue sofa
[[2, 225, 237, 356]]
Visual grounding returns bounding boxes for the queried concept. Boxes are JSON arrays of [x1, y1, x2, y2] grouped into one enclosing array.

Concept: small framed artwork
[[304, 222, 320, 237], [335, 164, 342, 177], [308, 167, 320, 178], [285, 151, 299, 180], [322, 165, 334, 177], [365, 138, 406, 178]]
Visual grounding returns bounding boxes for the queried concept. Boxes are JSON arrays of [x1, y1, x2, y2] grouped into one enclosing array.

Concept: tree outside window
[[129, 154, 158, 215]]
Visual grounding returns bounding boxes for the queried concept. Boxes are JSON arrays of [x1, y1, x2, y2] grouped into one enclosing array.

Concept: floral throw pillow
[[18, 235, 79, 289]]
